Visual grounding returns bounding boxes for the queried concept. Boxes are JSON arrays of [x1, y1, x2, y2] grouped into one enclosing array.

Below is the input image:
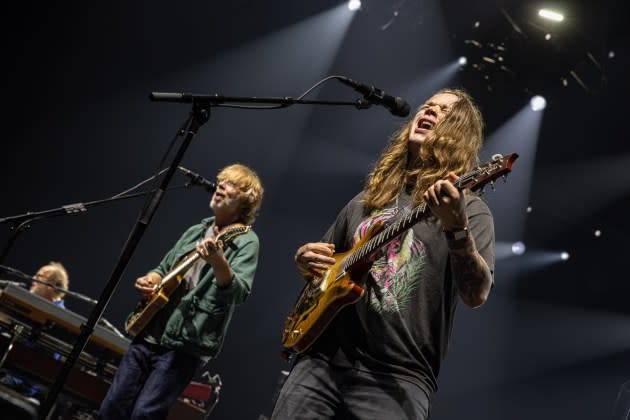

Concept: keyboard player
[[0, 262, 70, 404], [28, 261, 69, 308]]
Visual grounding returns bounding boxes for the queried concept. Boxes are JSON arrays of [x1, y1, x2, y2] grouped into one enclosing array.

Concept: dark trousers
[[271, 355, 431, 420], [99, 341, 201, 420]]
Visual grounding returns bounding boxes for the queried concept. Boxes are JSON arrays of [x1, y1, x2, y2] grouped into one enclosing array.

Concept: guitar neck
[[341, 170, 482, 272], [159, 251, 201, 286], [156, 225, 252, 288], [342, 202, 429, 271]]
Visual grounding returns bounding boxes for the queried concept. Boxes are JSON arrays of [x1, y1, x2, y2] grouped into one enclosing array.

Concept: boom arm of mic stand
[[29, 277, 99, 305], [0, 184, 190, 265], [149, 91, 373, 110]]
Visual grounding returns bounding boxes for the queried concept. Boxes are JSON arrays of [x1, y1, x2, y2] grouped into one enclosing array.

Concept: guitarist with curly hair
[[100, 163, 263, 420], [273, 89, 497, 420]]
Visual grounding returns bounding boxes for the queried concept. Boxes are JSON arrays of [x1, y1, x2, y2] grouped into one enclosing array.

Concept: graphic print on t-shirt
[[353, 208, 426, 313]]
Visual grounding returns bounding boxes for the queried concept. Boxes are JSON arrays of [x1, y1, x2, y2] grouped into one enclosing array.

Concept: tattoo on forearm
[[449, 238, 492, 305]]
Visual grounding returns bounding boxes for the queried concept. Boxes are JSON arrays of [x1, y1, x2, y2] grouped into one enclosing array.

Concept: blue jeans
[[271, 355, 431, 420], [99, 340, 201, 420]]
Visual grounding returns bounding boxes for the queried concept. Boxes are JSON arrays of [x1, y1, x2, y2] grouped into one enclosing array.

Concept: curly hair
[[217, 163, 264, 225], [363, 88, 484, 209]]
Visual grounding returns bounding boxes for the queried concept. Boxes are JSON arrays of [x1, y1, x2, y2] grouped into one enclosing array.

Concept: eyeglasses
[[216, 179, 239, 190]]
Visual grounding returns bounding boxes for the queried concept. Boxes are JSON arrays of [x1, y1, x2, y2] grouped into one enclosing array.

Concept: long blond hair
[[363, 88, 484, 209]]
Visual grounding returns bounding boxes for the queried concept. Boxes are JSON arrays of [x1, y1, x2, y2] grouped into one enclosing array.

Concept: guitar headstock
[[217, 224, 252, 246], [457, 153, 519, 192]]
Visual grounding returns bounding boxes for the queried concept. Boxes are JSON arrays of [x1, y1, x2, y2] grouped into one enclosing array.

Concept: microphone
[[337, 76, 410, 117], [178, 166, 216, 193]]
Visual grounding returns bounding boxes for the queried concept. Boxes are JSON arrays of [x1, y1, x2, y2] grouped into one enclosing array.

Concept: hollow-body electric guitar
[[281, 153, 518, 353], [125, 223, 251, 336]]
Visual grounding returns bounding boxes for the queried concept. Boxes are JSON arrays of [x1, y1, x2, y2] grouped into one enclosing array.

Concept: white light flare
[[530, 95, 546, 111], [539, 9, 564, 22], [512, 241, 526, 256], [348, 0, 361, 11]]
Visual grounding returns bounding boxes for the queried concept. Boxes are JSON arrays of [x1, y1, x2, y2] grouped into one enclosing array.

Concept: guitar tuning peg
[[502, 174, 509, 183], [490, 181, 496, 191]]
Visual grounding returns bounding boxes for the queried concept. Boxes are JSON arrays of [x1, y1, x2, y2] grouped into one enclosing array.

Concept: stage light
[[538, 9, 564, 22], [348, 0, 361, 11], [458, 56, 468, 66], [530, 95, 546, 111], [594, 229, 602, 237], [512, 241, 526, 255], [545, 33, 551, 41], [608, 51, 615, 59], [526, 206, 533, 213], [560, 252, 570, 261]]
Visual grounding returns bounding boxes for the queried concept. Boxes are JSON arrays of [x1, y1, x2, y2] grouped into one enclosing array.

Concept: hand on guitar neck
[[195, 225, 234, 288], [195, 225, 224, 264], [294, 242, 336, 280], [423, 172, 469, 232]]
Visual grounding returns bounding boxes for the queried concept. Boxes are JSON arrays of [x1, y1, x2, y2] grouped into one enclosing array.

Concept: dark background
[[1, 0, 628, 419]]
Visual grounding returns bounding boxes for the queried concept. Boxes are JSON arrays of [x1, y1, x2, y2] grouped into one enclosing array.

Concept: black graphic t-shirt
[[309, 190, 495, 398]]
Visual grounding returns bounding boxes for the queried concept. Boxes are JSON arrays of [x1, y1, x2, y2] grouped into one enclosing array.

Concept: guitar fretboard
[[337, 168, 484, 276]]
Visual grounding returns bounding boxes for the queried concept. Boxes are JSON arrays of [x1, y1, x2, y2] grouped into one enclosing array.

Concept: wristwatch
[[444, 227, 469, 249]]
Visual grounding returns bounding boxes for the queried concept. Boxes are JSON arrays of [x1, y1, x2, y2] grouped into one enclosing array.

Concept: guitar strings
[[336, 159, 502, 276]]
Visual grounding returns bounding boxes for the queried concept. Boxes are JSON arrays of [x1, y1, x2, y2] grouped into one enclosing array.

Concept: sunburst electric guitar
[[281, 153, 518, 353], [125, 223, 252, 337]]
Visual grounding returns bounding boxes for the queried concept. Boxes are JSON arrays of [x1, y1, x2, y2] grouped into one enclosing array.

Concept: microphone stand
[[0, 264, 98, 311], [0, 279, 28, 288], [0, 185, 192, 266], [38, 91, 374, 420], [30, 277, 98, 305]]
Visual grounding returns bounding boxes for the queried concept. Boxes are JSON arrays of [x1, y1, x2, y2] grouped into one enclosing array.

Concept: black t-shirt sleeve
[[320, 194, 364, 252], [466, 196, 495, 276]]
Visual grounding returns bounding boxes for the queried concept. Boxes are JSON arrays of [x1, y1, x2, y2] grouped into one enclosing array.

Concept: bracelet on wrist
[[444, 227, 469, 250]]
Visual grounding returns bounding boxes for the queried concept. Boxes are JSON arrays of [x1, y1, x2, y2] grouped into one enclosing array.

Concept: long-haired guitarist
[[100, 163, 264, 420], [272, 89, 495, 420]]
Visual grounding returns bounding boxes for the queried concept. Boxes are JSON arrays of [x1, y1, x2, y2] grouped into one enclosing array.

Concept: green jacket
[[151, 216, 259, 359]]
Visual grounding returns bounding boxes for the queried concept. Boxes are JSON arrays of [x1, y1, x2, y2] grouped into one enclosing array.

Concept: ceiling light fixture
[[538, 9, 564, 22]]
